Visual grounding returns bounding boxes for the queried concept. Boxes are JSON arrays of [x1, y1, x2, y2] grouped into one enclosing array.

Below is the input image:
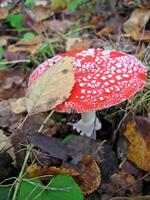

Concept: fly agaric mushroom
[[28, 49, 146, 138]]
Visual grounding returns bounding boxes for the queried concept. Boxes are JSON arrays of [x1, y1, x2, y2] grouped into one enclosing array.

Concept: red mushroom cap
[[28, 49, 147, 113]]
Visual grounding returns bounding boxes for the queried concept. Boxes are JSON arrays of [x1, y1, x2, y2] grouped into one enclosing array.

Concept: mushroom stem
[[69, 111, 102, 139]]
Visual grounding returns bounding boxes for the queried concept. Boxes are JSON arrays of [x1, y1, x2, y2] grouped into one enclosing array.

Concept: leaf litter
[[0, 0, 150, 199]]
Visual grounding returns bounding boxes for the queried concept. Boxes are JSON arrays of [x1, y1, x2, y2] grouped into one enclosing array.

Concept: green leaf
[[0, 47, 4, 60], [62, 134, 76, 145], [23, 32, 36, 40], [7, 14, 24, 30], [0, 186, 12, 200], [24, 0, 35, 8], [17, 175, 83, 200], [66, 0, 86, 11]]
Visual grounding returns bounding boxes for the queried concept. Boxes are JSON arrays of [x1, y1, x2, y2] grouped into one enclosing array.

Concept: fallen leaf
[[124, 119, 150, 171], [110, 171, 141, 195], [24, 6, 52, 22], [27, 56, 75, 114], [0, 129, 16, 166], [44, 19, 73, 33], [26, 164, 79, 179], [0, 100, 19, 128], [66, 38, 92, 51], [17, 36, 42, 46], [132, 31, 150, 42], [77, 155, 101, 195], [0, 70, 27, 100], [96, 25, 116, 37], [51, 0, 67, 10], [123, 8, 150, 34], [0, 7, 8, 20], [26, 155, 101, 195], [10, 97, 27, 114], [0, 36, 13, 46], [135, 116, 150, 148], [7, 43, 41, 55]]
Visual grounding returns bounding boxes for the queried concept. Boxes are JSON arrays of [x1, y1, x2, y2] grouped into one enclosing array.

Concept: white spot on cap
[[116, 69, 122, 73], [101, 76, 107, 80], [109, 80, 115, 83], [123, 74, 129, 78], [81, 89, 86, 94], [92, 90, 97, 94], [87, 75, 92, 79], [116, 75, 122, 80], [87, 91, 92, 94], [95, 82, 101, 87], [91, 80, 96, 83], [100, 97, 104, 101], [104, 82, 109, 86], [79, 83, 86, 87], [128, 70, 132, 73], [83, 77, 88, 81], [105, 88, 110, 93]]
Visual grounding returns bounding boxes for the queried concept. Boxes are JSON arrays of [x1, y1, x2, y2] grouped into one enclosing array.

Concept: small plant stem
[[0, 59, 30, 65], [12, 110, 54, 200], [38, 110, 54, 132], [12, 147, 31, 200]]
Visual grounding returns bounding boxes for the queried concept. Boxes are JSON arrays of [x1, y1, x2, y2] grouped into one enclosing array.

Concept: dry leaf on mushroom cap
[[27, 56, 75, 114]]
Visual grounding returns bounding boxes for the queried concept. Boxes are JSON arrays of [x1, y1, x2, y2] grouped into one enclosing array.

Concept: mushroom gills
[[68, 111, 102, 139]]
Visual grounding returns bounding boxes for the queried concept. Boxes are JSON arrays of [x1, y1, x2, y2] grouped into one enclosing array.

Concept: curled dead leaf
[[96, 25, 116, 37], [77, 155, 101, 195], [27, 56, 75, 114], [26, 164, 79, 179]]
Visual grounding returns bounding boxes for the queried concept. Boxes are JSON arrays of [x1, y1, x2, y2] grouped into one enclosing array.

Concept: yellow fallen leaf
[[51, 0, 67, 10], [27, 56, 75, 114], [124, 120, 150, 171]]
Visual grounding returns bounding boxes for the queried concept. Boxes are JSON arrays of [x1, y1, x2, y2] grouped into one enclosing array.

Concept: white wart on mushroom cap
[[29, 49, 147, 113]]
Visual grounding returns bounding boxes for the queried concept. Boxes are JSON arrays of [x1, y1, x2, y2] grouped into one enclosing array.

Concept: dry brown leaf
[[132, 31, 150, 42], [26, 164, 79, 179], [0, 129, 16, 166], [123, 8, 150, 34], [124, 120, 150, 171], [44, 19, 73, 33], [0, 36, 13, 46], [110, 171, 141, 195], [27, 56, 75, 114], [17, 36, 42, 46], [77, 155, 101, 195], [66, 38, 92, 51], [96, 25, 116, 37], [7, 43, 41, 55], [10, 97, 27, 114], [0, 7, 8, 20], [24, 6, 52, 22]]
